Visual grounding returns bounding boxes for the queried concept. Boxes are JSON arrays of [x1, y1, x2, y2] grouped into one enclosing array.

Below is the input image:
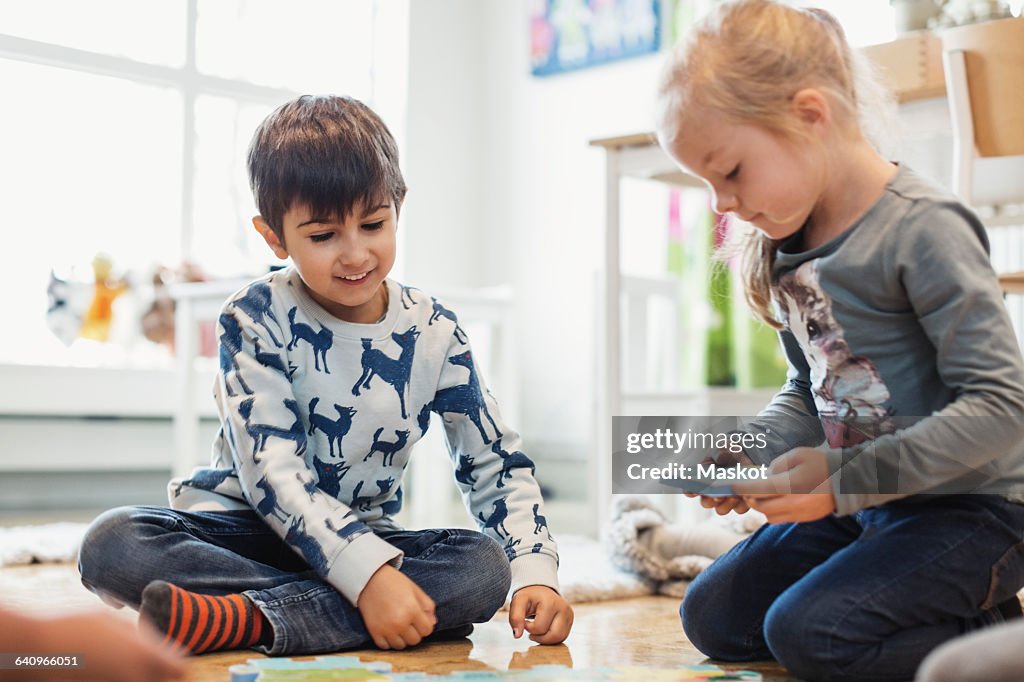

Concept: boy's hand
[[734, 446, 836, 524], [509, 586, 573, 645], [357, 564, 436, 650]]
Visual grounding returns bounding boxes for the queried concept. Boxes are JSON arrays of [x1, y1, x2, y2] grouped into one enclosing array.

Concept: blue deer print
[[350, 480, 375, 512], [233, 282, 282, 347], [172, 468, 236, 498], [434, 351, 502, 444], [455, 453, 478, 491], [363, 428, 410, 467], [532, 543, 543, 554], [254, 339, 297, 382], [400, 284, 420, 309], [218, 313, 254, 397], [238, 397, 307, 462], [352, 326, 420, 419], [296, 472, 320, 502], [287, 307, 332, 373], [428, 297, 467, 344], [307, 398, 356, 459], [311, 452, 351, 498], [381, 486, 404, 516], [532, 503, 548, 535], [417, 401, 432, 436], [491, 439, 536, 489], [255, 476, 288, 522], [477, 497, 510, 539], [502, 536, 521, 561], [325, 517, 370, 542], [284, 517, 328, 574]]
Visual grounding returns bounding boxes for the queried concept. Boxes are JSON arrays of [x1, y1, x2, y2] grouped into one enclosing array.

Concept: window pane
[[1, 59, 182, 366], [191, 95, 278, 278], [195, 0, 374, 96], [0, 0, 187, 66]]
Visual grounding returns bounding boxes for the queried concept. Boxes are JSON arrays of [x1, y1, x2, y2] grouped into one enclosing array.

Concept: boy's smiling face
[[254, 200, 397, 324]]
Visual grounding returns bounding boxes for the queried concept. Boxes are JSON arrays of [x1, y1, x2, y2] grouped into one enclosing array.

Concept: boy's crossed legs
[[78, 506, 510, 655], [682, 495, 1024, 682]]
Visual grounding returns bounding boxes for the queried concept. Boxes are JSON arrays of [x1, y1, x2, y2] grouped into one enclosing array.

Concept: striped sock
[[140, 580, 268, 654]]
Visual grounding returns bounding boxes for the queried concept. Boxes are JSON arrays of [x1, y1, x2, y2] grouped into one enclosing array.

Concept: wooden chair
[[941, 17, 1024, 294]]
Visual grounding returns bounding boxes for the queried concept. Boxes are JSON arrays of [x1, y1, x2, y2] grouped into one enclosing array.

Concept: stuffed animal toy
[[605, 495, 764, 597]]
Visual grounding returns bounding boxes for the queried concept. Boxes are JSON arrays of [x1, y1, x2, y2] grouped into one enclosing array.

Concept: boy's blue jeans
[[682, 495, 1024, 682], [78, 506, 511, 656]]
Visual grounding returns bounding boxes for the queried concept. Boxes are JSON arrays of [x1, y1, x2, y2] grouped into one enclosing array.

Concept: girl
[[655, 2, 1024, 680]]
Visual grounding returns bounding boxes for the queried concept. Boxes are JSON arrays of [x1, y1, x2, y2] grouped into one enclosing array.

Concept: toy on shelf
[[78, 254, 129, 342]]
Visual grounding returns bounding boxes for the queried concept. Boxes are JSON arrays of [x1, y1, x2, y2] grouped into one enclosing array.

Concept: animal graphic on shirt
[[307, 398, 357, 459], [254, 339, 297, 382], [428, 297, 468, 344], [490, 439, 536, 489], [532, 543, 543, 554], [234, 282, 283, 347], [363, 428, 410, 467], [296, 472, 321, 502], [172, 468, 237, 498], [254, 475, 288, 522], [400, 284, 420, 309], [477, 497, 510, 539], [502, 536, 521, 561], [434, 351, 503, 444], [381, 486, 403, 516], [776, 260, 895, 447], [238, 397, 308, 462], [325, 516, 370, 542], [455, 453, 478, 491], [311, 452, 351, 498], [532, 503, 549, 536], [352, 326, 420, 419], [284, 516, 328, 574], [417, 401, 432, 436], [287, 307, 333, 374], [219, 313, 254, 397], [350, 480, 375, 512]]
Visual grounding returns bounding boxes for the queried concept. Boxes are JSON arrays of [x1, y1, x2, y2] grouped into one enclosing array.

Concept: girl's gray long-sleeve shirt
[[741, 165, 1024, 515]]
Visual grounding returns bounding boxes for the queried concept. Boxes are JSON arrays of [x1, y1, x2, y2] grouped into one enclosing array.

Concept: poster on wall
[[530, 0, 661, 76]]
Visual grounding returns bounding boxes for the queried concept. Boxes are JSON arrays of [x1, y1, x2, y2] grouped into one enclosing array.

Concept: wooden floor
[[0, 563, 797, 681]]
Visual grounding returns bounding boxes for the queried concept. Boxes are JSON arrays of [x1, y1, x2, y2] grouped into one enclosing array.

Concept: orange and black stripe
[[143, 581, 265, 654]]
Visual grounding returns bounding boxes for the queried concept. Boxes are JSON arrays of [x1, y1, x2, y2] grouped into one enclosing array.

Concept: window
[[0, 0, 404, 367]]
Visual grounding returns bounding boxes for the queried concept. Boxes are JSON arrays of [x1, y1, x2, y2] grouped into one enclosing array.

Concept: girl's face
[[660, 109, 824, 241]]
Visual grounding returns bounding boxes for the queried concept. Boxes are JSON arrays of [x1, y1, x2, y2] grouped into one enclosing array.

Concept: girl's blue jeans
[[78, 506, 511, 656], [682, 495, 1024, 682]]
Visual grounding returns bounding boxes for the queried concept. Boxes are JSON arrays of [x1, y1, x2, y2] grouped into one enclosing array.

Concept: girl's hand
[[734, 447, 835, 524], [697, 494, 750, 516], [688, 447, 755, 515]]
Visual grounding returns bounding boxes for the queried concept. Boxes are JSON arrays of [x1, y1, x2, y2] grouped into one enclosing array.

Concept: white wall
[[401, 0, 488, 291], [478, 2, 668, 458]]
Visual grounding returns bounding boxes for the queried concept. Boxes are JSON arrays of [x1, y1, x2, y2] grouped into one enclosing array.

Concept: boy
[[78, 95, 572, 656]]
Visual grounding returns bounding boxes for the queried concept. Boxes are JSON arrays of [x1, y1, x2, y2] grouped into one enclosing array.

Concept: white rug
[[554, 534, 658, 603], [0, 522, 89, 567]]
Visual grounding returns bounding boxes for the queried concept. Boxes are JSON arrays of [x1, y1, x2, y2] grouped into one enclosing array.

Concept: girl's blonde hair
[[656, 0, 892, 328]]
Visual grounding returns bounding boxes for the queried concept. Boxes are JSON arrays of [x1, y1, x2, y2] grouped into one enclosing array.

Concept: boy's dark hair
[[247, 95, 407, 241]]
